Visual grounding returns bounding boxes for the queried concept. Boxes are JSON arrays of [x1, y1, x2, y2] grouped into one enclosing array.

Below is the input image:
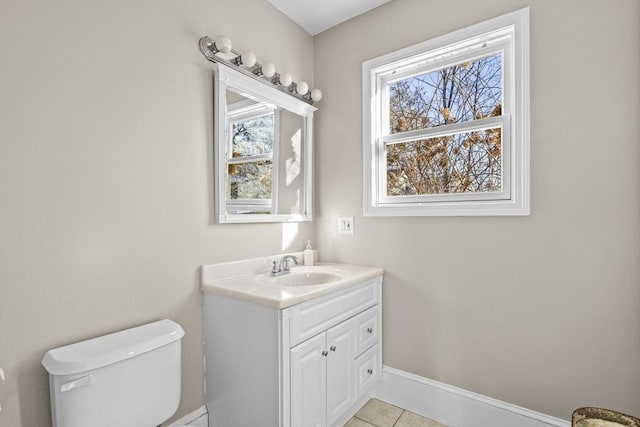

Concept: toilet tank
[[42, 319, 185, 427]]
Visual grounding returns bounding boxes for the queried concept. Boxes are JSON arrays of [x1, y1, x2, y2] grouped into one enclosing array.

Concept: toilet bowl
[[42, 319, 186, 427]]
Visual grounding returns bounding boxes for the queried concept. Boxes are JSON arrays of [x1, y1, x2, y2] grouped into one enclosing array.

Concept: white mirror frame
[[212, 63, 316, 223]]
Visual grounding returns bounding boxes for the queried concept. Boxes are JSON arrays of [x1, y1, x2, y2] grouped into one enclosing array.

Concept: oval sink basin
[[258, 267, 346, 287]]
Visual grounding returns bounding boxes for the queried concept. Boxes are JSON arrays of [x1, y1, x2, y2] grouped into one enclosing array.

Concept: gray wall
[[0, 1, 313, 426], [314, 0, 640, 420]]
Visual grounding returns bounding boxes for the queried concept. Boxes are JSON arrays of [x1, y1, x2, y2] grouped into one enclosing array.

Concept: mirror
[[212, 63, 316, 223]]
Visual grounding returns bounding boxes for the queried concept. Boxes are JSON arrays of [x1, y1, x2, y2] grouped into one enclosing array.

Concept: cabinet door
[[291, 333, 327, 427], [326, 319, 355, 425]]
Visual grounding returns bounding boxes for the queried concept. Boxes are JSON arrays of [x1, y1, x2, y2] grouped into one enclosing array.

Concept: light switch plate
[[338, 217, 354, 234]]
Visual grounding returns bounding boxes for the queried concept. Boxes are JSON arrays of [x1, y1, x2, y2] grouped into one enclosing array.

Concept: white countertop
[[200, 259, 383, 309]]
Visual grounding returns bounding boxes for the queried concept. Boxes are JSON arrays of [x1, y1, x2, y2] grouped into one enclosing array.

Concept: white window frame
[[363, 8, 530, 216]]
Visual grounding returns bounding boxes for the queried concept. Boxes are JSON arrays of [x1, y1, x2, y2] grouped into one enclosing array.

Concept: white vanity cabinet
[[287, 277, 382, 427], [203, 273, 383, 427]]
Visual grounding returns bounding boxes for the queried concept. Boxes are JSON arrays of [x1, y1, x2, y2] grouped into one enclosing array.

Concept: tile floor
[[345, 398, 448, 427]]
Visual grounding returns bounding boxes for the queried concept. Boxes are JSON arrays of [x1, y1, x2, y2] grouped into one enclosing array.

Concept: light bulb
[[214, 35, 232, 53], [310, 89, 323, 102], [296, 81, 309, 96], [234, 50, 256, 67], [261, 62, 276, 78], [279, 72, 293, 87], [240, 50, 256, 67]]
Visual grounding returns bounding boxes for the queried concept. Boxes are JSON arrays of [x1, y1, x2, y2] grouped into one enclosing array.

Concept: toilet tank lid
[[42, 319, 185, 375]]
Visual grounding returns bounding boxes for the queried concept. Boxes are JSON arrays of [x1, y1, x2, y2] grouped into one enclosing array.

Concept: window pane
[[229, 161, 272, 199], [386, 127, 502, 196], [389, 54, 502, 134], [231, 114, 274, 157]]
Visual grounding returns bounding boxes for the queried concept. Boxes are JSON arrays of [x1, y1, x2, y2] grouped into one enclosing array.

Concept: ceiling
[[268, 0, 392, 36]]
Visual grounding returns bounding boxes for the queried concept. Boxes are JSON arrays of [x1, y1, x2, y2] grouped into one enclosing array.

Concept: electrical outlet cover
[[338, 217, 354, 234]]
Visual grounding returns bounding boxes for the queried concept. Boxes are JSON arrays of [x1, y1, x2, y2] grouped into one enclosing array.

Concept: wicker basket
[[573, 407, 640, 427]]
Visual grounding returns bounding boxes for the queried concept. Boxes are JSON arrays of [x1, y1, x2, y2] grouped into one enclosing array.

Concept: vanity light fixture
[[310, 89, 323, 102], [232, 50, 257, 68], [199, 35, 322, 105], [207, 35, 232, 54], [294, 81, 309, 96], [261, 62, 276, 78], [276, 72, 293, 87]]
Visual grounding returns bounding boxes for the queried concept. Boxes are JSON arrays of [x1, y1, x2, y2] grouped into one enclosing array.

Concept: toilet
[[42, 319, 194, 427]]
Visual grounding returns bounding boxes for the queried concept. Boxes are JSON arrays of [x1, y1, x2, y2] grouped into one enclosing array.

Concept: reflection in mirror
[[213, 63, 316, 223], [226, 92, 277, 214]]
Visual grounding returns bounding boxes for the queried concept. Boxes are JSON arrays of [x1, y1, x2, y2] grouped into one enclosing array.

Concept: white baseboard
[[166, 405, 208, 427], [373, 366, 570, 427]]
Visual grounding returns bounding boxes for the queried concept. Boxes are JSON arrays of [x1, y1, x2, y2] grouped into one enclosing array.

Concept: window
[[226, 99, 280, 214], [363, 8, 529, 216]]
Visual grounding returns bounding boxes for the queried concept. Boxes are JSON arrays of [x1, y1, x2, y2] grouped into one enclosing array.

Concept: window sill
[[364, 198, 530, 217]]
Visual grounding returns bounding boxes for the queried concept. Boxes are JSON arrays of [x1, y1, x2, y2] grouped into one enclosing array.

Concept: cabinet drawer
[[354, 344, 379, 396], [289, 278, 380, 347], [353, 306, 379, 356]]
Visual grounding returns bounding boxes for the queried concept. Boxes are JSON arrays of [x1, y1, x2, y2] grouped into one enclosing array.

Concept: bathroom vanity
[[201, 255, 383, 427]]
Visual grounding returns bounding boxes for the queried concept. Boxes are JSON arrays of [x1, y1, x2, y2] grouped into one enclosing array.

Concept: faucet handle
[[271, 260, 280, 275]]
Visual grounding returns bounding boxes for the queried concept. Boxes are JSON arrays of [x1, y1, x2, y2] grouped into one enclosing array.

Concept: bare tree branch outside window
[[229, 114, 274, 200], [387, 53, 503, 196]]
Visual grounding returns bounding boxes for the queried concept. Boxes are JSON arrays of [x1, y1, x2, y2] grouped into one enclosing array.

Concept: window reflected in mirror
[[222, 87, 308, 219], [226, 94, 277, 214]]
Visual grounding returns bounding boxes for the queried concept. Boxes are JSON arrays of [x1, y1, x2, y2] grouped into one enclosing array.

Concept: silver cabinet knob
[[367, 328, 373, 333], [367, 368, 373, 375], [321, 350, 328, 356], [330, 346, 336, 352]]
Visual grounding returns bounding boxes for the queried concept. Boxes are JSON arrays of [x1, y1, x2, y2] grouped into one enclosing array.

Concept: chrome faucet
[[271, 255, 299, 276]]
